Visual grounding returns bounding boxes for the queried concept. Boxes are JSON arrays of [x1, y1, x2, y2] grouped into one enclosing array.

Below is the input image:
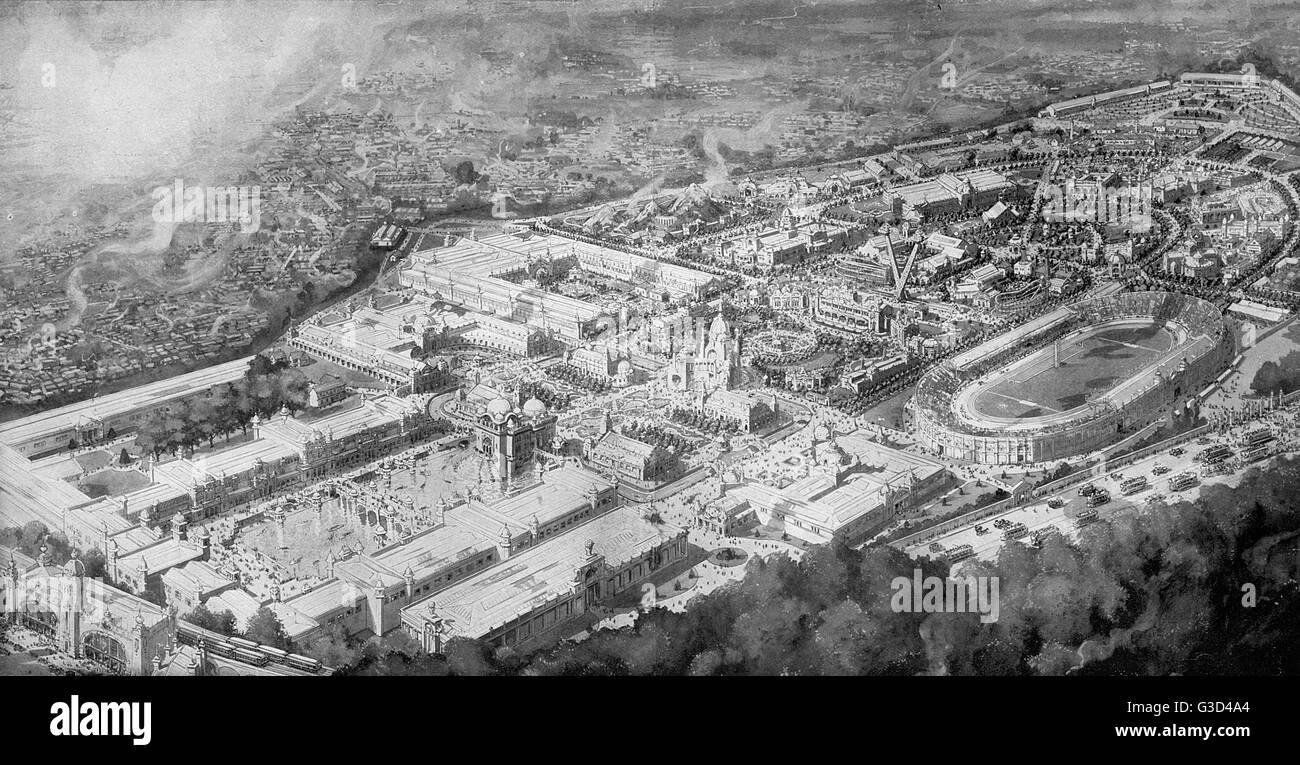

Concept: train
[[176, 623, 323, 674], [285, 653, 323, 673], [232, 647, 271, 667]]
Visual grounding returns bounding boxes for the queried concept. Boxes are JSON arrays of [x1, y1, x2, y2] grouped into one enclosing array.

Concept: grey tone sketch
[[2, 0, 1300, 677]]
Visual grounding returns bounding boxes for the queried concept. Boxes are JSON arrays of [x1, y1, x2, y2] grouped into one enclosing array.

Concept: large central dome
[[486, 397, 513, 417]]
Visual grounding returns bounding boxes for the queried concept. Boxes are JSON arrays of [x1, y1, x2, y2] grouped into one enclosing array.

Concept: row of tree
[[668, 407, 741, 437], [620, 420, 698, 454], [134, 354, 310, 458], [548, 362, 613, 393], [518, 380, 572, 413], [183, 604, 292, 652]]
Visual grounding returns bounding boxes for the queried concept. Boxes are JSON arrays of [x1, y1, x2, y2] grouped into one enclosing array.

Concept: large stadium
[[913, 292, 1234, 464]]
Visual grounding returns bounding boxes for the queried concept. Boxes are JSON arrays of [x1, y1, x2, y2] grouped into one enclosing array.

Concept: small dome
[[813, 424, 831, 442], [522, 397, 548, 417], [486, 397, 513, 417]]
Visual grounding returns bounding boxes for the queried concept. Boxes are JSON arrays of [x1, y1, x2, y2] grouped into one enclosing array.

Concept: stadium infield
[[970, 323, 1176, 420]]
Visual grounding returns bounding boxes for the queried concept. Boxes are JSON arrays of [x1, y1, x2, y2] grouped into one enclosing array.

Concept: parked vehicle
[[1120, 476, 1149, 495], [1030, 527, 1060, 546], [1002, 522, 1028, 540], [1198, 444, 1233, 465], [1241, 442, 1273, 463], [944, 544, 975, 562], [1242, 428, 1274, 448]]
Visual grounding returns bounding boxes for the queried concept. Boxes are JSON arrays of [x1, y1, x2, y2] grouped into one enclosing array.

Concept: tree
[[443, 637, 496, 676], [118, 448, 132, 466], [188, 397, 220, 448], [1251, 353, 1300, 396], [0, 522, 72, 563], [339, 631, 452, 676], [184, 604, 238, 636], [243, 606, 291, 650], [813, 600, 877, 675], [164, 407, 188, 453], [453, 160, 480, 186], [300, 623, 361, 668], [136, 411, 169, 457], [81, 547, 108, 580], [247, 353, 278, 378]]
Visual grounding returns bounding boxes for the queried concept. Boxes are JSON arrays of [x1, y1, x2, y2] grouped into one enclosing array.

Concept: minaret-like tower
[[497, 524, 513, 560]]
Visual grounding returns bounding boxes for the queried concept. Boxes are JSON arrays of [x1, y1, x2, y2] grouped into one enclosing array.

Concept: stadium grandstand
[[913, 292, 1233, 464]]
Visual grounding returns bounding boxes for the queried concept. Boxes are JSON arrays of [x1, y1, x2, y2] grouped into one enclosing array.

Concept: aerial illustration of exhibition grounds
[[4, 0, 1300, 677]]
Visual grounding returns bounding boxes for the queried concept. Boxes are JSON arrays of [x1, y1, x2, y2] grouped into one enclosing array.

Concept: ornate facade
[[667, 315, 741, 393], [467, 391, 558, 481], [3, 545, 176, 676]]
